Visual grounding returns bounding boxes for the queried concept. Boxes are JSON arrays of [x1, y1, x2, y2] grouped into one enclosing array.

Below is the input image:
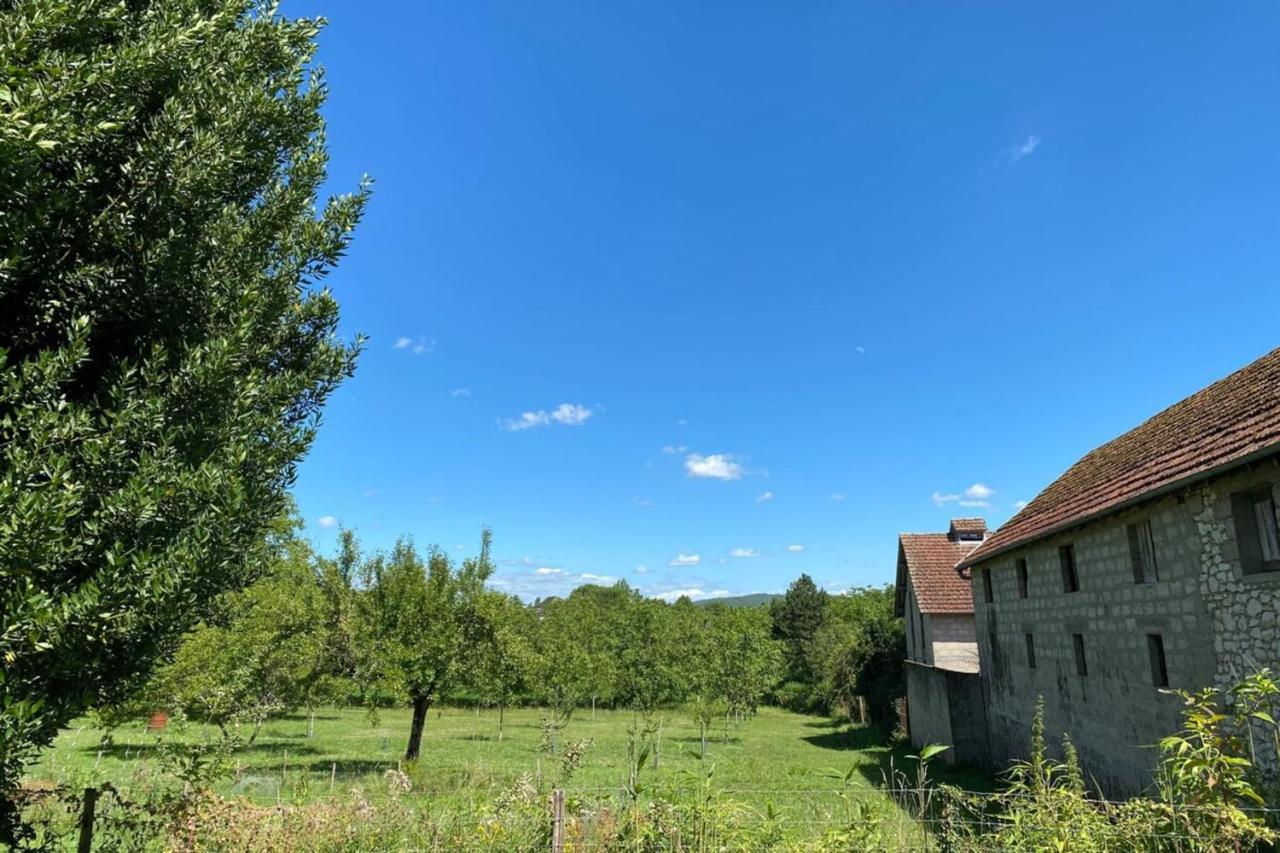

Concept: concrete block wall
[[971, 478, 1224, 794], [906, 662, 990, 766]]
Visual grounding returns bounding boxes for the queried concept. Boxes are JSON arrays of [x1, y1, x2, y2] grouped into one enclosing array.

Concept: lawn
[[27, 705, 991, 845]]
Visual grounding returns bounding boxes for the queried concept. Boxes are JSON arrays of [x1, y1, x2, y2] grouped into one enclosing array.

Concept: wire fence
[[22, 779, 1280, 852]]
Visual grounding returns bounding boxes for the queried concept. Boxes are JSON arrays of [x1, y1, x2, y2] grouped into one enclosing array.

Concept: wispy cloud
[[579, 572, 616, 583], [317, 515, 337, 529], [633, 496, 654, 508], [685, 453, 743, 481], [831, 493, 847, 502], [787, 544, 805, 552], [669, 553, 701, 567], [501, 403, 594, 431], [1014, 499, 1029, 511], [535, 567, 567, 576], [934, 483, 996, 508], [855, 345, 866, 354], [756, 491, 774, 503], [451, 387, 471, 398], [634, 564, 650, 575], [1007, 134, 1042, 163], [360, 489, 381, 498], [730, 548, 761, 558], [661, 445, 688, 455], [395, 335, 436, 355]]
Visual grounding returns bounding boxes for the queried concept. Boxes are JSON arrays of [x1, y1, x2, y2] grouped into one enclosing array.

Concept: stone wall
[[970, 473, 1231, 794], [906, 662, 990, 766]]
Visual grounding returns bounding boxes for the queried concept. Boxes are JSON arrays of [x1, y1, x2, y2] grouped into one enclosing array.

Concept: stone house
[[894, 518, 990, 763], [957, 345, 1280, 795]]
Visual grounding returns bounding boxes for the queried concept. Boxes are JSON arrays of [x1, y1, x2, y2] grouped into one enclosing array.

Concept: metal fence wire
[[22, 782, 1280, 851]]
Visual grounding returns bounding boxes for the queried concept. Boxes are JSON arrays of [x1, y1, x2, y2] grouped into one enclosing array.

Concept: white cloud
[[1014, 499, 1029, 510], [935, 483, 995, 508], [831, 493, 847, 502], [965, 483, 995, 500], [395, 335, 435, 354], [654, 588, 731, 603], [503, 411, 550, 431], [685, 453, 743, 480], [661, 445, 688, 455], [669, 553, 701, 567], [579, 572, 616, 583], [634, 564, 650, 574], [756, 491, 774, 503], [730, 547, 761, 558], [550, 403, 593, 425], [855, 345, 865, 354], [676, 418, 688, 427], [317, 515, 337, 529], [535, 567, 567, 576], [1008, 134, 1041, 163], [501, 403, 593, 431], [451, 387, 471, 398], [787, 544, 805, 552]]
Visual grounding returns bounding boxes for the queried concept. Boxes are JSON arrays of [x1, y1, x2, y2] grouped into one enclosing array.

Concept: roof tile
[[962, 346, 1280, 568]]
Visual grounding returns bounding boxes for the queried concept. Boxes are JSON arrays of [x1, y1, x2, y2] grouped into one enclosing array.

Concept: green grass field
[[28, 705, 989, 830]]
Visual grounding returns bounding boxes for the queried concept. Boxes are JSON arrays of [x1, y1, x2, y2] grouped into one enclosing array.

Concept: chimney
[[948, 518, 987, 542]]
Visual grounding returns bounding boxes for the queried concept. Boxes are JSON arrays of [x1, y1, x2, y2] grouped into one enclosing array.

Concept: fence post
[[551, 788, 565, 853], [77, 787, 98, 853], [330, 762, 337, 794]]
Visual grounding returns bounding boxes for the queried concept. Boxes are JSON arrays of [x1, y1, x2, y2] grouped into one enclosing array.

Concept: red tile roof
[[961, 346, 1280, 569], [896, 532, 980, 615], [949, 518, 988, 537]]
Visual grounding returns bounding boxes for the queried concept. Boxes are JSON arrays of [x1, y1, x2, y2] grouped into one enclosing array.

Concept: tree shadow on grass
[[801, 718, 848, 730], [81, 741, 322, 761], [801, 724, 893, 753]]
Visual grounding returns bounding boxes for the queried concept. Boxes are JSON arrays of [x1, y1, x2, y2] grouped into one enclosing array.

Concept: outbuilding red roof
[[896, 532, 981, 615], [961, 346, 1280, 569]]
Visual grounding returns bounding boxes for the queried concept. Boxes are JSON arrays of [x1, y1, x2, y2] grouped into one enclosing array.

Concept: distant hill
[[694, 593, 779, 609]]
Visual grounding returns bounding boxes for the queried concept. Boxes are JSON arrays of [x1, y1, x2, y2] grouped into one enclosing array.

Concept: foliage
[[770, 573, 828, 691], [940, 687, 1279, 852], [354, 531, 494, 760], [145, 531, 338, 743], [0, 0, 365, 839]]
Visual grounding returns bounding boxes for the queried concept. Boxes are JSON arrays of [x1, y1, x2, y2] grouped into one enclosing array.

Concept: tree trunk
[[0, 793, 21, 848], [307, 709, 315, 739], [498, 703, 505, 742], [405, 695, 431, 761], [591, 696, 596, 721], [248, 719, 264, 746]]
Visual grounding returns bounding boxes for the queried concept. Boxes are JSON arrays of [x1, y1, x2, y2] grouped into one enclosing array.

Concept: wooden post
[[77, 787, 98, 853], [329, 762, 336, 794], [551, 788, 566, 853]]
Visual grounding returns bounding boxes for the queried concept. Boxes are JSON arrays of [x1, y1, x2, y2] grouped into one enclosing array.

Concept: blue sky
[[292, 2, 1280, 601]]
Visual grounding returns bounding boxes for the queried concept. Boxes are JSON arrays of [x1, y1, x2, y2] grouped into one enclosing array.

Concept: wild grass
[[25, 704, 988, 844]]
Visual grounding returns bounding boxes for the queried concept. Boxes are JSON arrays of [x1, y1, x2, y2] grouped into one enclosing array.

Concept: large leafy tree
[[0, 0, 365, 838], [357, 532, 494, 761]]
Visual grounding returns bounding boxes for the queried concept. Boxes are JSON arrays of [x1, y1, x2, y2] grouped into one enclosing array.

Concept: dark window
[[1147, 634, 1169, 687], [1128, 520, 1159, 584], [1025, 633, 1036, 669], [982, 568, 994, 603], [1016, 558, 1029, 599], [1072, 633, 1088, 676], [1060, 545, 1079, 593], [1231, 487, 1280, 575]]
